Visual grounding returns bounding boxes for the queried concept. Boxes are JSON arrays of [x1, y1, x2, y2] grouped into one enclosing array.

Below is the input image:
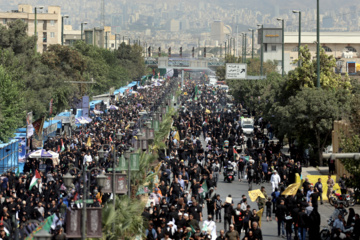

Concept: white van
[[209, 77, 217, 86], [241, 118, 254, 135]]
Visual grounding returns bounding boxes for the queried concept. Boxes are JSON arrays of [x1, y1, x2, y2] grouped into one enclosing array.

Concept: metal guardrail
[[145, 59, 225, 67], [323, 153, 360, 160]]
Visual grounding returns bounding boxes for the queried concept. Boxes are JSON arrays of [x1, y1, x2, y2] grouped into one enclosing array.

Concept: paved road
[[196, 135, 360, 239]]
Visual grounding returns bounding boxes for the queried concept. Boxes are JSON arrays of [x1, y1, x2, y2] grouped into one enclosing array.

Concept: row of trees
[[0, 20, 147, 142], [222, 46, 355, 166]]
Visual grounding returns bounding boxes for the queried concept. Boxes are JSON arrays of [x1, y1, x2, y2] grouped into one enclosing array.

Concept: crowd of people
[[0, 78, 178, 239], [1, 75, 359, 240], [142, 77, 360, 240]]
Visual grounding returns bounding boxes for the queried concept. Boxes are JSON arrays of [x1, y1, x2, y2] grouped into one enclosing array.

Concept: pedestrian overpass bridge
[[145, 57, 225, 70]]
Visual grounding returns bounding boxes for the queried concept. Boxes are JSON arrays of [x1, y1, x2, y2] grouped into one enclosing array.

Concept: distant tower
[[101, 0, 105, 27]]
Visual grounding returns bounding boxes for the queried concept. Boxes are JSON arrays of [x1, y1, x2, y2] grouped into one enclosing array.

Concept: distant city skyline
[[0, 0, 359, 51]]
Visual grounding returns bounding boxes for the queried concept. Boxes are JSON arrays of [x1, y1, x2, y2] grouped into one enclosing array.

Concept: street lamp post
[[293, 10, 301, 67], [241, 33, 247, 63], [34, 6, 43, 52], [248, 28, 254, 59], [105, 31, 108, 49], [61, 15, 69, 45], [316, 0, 320, 88], [81, 22, 87, 41], [124, 148, 132, 196], [63, 167, 107, 240], [277, 18, 285, 77], [224, 41, 226, 57], [257, 24, 264, 76]]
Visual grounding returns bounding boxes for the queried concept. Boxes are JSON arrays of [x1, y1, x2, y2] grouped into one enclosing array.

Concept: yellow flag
[[256, 208, 264, 228], [205, 109, 211, 114], [86, 137, 91, 147], [154, 163, 162, 173], [281, 183, 301, 196], [248, 189, 265, 202], [125, 124, 130, 130], [174, 131, 180, 141]]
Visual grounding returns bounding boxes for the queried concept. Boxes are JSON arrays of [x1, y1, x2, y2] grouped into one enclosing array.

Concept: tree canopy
[[221, 45, 354, 165], [0, 20, 145, 142]]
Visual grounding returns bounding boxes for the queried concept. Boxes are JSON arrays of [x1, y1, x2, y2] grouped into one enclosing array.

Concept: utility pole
[[277, 18, 285, 76], [316, 0, 320, 88], [258, 25, 264, 76], [248, 28, 254, 59], [293, 10, 302, 67], [236, 26, 238, 58]]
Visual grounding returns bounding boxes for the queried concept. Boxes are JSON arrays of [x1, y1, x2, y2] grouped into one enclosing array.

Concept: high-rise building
[[0, 4, 62, 53], [211, 20, 224, 42], [167, 19, 180, 32]]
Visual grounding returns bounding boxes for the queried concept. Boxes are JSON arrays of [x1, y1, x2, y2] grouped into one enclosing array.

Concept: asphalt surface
[[196, 135, 359, 240]]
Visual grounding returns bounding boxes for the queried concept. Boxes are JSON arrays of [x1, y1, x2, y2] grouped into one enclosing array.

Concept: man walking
[[275, 200, 286, 238], [338, 174, 347, 195], [327, 175, 335, 201], [270, 170, 281, 192], [314, 178, 323, 204], [225, 224, 240, 240]]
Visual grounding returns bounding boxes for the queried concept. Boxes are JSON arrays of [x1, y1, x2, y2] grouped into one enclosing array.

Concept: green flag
[[193, 85, 198, 100], [16, 167, 20, 177], [25, 215, 55, 240], [200, 181, 208, 199]]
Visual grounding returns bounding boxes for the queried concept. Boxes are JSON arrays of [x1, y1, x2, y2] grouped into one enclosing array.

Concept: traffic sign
[[226, 63, 247, 79], [75, 199, 94, 204]]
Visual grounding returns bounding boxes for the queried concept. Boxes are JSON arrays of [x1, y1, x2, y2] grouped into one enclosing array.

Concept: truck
[[241, 118, 254, 135]]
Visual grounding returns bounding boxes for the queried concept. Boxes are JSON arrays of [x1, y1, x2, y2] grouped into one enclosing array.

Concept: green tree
[[0, 65, 24, 142], [270, 88, 350, 166], [339, 134, 360, 198], [0, 19, 36, 54], [246, 58, 278, 76], [286, 45, 351, 92], [116, 43, 146, 80]]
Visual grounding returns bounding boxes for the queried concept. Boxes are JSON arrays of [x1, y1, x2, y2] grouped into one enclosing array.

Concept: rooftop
[[285, 32, 360, 44]]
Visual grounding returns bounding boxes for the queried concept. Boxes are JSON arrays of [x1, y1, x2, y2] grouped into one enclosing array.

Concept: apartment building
[[0, 4, 61, 53]]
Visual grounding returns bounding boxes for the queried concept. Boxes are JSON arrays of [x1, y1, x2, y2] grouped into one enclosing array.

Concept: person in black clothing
[[310, 187, 320, 211], [249, 209, 260, 227], [205, 188, 216, 217], [187, 200, 202, 222], [308, 208, 321, 239], [247, 163, 255, 190], [250, 221, 263, 240], [298, 207, 308, 240], [222, 200, 233, 231], [169, 178, 182, 202], [232, 203, 244, 239], [216, 229, 225, 240], [275, 199, 287, 237]]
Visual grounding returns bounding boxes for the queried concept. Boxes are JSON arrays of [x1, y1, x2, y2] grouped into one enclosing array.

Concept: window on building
[[322, 46, 332, 52], [345, 46, 357, 52], [271, 45, 276, 51], [2, 19, 7, 24], [50, 32, 55, 38], [43, 44, 47, 52], [50, 20, 55, 26], [292, 46, 298, 52], [111, 43, 114, 48]]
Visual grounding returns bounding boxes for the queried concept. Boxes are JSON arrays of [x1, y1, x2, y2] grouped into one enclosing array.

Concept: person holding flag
[[29, 169, 42, 191]]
